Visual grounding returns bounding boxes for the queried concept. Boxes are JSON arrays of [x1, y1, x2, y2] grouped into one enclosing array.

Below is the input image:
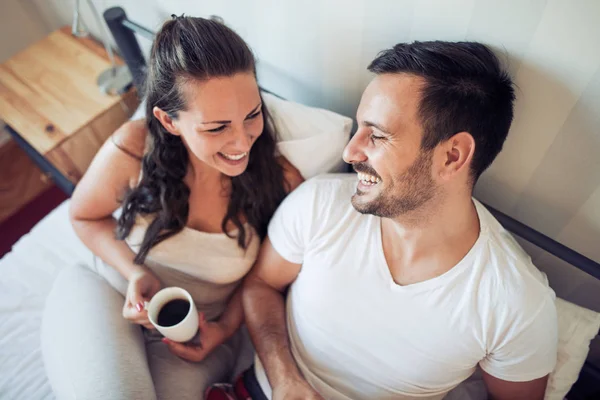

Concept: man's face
[[342, 73, 437, 218]]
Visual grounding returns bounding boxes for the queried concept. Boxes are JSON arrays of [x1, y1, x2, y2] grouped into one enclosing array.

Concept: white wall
[[0, 0, 54, 144], [0, 0, 51, 63], [34, 0, 600, 307]]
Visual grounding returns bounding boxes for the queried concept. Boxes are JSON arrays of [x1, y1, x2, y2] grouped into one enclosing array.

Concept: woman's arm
[[69, 120, 161, 329], [70, 120, 161, 328], [69, 120, 147, 280]]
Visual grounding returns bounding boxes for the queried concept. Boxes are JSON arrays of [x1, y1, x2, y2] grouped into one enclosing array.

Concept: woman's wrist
[[124, 262, 149, 281]]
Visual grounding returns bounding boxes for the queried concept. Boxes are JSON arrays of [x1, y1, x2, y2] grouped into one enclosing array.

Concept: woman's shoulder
[[111, 119, 148, 161], [277, 156, 304, 193]]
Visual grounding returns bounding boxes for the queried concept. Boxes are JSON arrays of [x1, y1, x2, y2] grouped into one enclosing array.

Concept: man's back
[[255, 174, 557, 399]]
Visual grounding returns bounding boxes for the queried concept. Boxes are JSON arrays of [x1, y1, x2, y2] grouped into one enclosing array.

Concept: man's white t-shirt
[[255, 174, 557, 400]]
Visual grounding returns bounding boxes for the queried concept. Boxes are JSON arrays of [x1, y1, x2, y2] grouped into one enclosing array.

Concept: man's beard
[[352, 150, 436, 218]]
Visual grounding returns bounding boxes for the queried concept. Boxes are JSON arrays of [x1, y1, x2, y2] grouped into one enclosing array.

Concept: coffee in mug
[[146, 287, 199, 342], [157, 299, 190, 327]]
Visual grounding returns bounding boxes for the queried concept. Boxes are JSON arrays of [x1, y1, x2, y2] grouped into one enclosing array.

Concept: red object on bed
[[0, 185, 68, 258]]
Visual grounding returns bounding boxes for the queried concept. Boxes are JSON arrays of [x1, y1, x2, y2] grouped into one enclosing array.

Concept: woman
[[41, 15, 302, 400]]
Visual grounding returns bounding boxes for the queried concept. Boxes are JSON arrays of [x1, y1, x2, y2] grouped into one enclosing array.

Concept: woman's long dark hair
[[116, 16, 286, 264]]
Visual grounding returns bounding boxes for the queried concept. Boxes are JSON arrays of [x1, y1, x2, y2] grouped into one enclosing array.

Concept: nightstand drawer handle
[[45, 124, 55, 134], [40, 172, 52, 184]]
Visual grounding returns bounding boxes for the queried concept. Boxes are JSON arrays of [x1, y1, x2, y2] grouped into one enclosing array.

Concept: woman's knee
[[48, 263, 99, 297], [42, 265, 156, 400]]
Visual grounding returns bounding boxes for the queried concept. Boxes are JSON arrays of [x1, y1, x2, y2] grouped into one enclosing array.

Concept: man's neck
[[380, 192, 481, 286]]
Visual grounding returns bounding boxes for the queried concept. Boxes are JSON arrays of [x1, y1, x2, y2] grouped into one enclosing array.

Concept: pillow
[[129, 92, 353, 179], [545, 298, 600, 400], [262, 92, 352, 178]]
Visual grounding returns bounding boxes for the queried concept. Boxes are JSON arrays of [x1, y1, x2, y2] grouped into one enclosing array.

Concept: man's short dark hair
[[368, 41, 515, 182]]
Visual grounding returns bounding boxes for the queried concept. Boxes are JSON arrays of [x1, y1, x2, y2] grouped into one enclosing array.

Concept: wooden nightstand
[[0, 26, 139, 199]]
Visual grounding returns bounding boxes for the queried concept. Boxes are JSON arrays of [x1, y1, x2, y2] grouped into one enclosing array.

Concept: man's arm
[[243, 237, 322, 399], [482, 370, 548, 400]]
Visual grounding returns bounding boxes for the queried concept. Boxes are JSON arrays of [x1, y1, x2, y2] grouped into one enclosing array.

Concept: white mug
[[146, 287, 199, 343]]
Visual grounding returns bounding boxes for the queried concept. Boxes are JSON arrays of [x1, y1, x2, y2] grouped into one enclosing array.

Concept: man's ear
[[153, 106, 181, 136], [436, 131, 475, 182]]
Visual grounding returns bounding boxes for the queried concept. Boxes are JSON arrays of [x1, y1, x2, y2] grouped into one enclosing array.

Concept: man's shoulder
[[300, 173, 357, 192], [474, 201, 555, 313], [477, 202, 548, 284], [278, 173, 358, 234], [290, 173, 357, 206], [268, 173, 360, 258]]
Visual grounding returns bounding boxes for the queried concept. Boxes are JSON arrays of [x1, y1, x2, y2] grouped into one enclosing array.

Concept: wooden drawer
[[0, 26, 140, 190], [0, 139, 51, 223], [45, 89, 139, 183]]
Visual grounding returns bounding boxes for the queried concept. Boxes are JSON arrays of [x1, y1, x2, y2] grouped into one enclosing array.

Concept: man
[[242, 41, 557, 400]]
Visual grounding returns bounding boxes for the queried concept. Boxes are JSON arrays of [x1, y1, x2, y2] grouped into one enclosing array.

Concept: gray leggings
[[41, 264, 238, 400]]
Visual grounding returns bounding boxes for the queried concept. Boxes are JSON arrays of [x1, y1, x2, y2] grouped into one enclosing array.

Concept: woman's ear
[[153, 106, 181, 136]]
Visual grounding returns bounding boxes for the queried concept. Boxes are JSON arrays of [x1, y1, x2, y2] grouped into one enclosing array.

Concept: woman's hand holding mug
[[122, 268, 162, 329]]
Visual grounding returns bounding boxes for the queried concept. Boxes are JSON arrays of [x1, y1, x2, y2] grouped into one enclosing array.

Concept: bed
[[1, 7, 600, 400]]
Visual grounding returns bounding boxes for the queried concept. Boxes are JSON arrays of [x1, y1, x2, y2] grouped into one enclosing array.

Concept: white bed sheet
[[0, 200, 90, 399]]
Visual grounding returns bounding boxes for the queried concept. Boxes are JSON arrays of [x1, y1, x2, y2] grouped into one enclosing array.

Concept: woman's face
[[161, 72, 264, 177]]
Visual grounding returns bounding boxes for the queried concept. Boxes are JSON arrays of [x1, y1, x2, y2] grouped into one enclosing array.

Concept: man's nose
[[343, 130, 368, 165]]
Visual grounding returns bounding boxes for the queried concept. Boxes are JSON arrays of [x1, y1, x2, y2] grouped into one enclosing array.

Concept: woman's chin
[[218, 159, 250, 177], [221, 168, 247, 177]]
